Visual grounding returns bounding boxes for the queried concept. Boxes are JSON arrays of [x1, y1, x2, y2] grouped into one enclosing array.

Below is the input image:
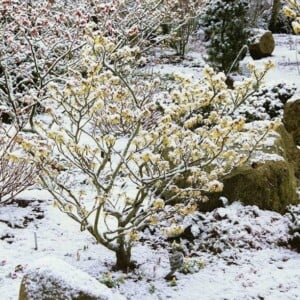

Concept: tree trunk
[[268, 0, 281, 32], [115, 246, 132, 272]]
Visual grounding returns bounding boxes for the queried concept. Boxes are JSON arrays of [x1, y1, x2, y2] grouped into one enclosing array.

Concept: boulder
[[286, 205, 300, 253], [19, 257, 125, 300], [283, 98, 300, 146], [219, 160, 297, 213], [249, 30, 275, 59], [212, 125, 300, 213]]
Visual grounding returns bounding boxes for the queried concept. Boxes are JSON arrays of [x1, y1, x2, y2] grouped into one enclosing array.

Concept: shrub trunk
[[115, 246, 132, 272]]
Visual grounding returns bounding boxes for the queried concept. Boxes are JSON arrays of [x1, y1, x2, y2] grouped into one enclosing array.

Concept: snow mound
[[20, 256, 125, 300], [147, 202, 294, 259], [194, 203, 290, 255]]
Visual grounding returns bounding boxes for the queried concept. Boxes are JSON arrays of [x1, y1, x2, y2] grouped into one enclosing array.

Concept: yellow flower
[[223, 150, 236, 161], [141, 151, 152, 162], [4, 153, 20, 162], [283, 6, 297, 18], [165, 225, 184, 238], [292, 20, 300, 34], [104, 135, 116, 147], [110, 114, 120, 125], [268, 118, 281, 131], [148, 216, 159, 224], [171, 90, 182, 102], [152, 198, 165, 210], [181, 203, 197, 215], [206, 180, 223, 192], [247, 62, 256, 72], [264, 60, 276, 70], [202, 66, 214, 77], [94, 35, 108, 47], [231, 117, 245, 131], [209, 111, 219, 122], [129, 231, 139, 241]]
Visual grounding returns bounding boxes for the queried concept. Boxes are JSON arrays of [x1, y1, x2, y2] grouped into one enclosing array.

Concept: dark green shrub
[[201, 0, 250, 73]]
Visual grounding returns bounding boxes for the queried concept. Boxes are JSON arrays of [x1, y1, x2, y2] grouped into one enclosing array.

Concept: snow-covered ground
[[263, 34, 300, 91], [1, 190, 299, 300], [0, 34, 300, 300]]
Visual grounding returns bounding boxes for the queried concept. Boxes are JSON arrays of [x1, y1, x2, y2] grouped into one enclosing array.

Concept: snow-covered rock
[[19, 257, 125, 300], [249, 30, 275, 59], [195, 203, 290, 255]]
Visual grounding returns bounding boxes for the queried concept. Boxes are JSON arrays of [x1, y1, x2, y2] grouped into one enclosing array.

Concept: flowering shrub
[[0, 0, 203, 132], [0, 122, 39, 204], [90, 0, 166, 49], [24, 22, 279, 271], [0, 0, 100, 206], [90, 0, 204, 58], [160, 0, 203, 57], [0, 0, 89, 128], [284, 0, 300, 34], [0, 0, 282, 272]]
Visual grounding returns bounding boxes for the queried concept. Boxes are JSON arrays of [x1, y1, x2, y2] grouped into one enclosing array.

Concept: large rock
[[283, 98, 300, 146], [19, 257, 125, 300], [249, 30, 275, 59], [219, 160, 297, 213], [212, 125, 300, 213]]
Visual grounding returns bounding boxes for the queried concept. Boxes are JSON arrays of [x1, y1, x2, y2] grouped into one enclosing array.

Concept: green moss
[[283, 99, 300, 146], [220, 160, 298, 213]]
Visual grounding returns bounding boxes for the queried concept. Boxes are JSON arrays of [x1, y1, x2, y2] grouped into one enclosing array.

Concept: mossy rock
[[249, 31, 275, 59], [275, 125, 300, 176], [277, 122, 300, 185], [219, 160, 297, 213], [283, 98, 300, 146], [212, 125, 300, 213]]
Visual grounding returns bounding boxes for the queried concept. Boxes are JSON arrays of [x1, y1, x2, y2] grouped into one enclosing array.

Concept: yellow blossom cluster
[[284, 0, 300, 34], [152, 198, 165, 210], [164, 225, 185, 238], [0, 126, 43, 204]]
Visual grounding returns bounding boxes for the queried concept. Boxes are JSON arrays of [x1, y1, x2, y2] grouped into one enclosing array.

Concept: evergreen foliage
[[201, 0, 250, 73]]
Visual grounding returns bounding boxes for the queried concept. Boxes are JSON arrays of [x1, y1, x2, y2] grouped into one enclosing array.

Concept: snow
[[0, 32, 300, 300], [0, 204, 39, 228], [23, 256, 125, 300], [170, 249, 300, 300], [14, 189, 53, 202], [249, 34, 300, 94], [1, 192, 300, 299], [0, 193, 115, 299]]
